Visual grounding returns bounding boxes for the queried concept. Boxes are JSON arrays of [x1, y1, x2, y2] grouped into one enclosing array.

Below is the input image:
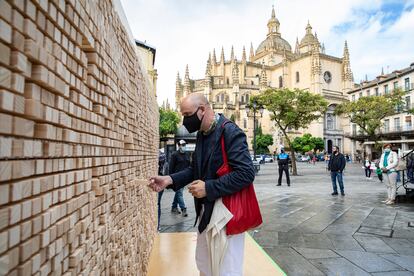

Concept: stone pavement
[[158, 162, 414, 275]]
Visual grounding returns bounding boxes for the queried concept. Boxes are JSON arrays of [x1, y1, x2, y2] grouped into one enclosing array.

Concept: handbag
[[395, 158, 407, 171], [216, 125, 262, 235]]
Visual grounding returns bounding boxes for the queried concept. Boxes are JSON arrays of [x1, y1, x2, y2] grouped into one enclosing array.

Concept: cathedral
[[175, 6, 353, 154]]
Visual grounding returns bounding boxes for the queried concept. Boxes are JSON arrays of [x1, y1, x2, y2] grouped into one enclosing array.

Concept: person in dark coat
[[169, 139, 190, 216], [328, 146, 346, 196], [277, 149, 290, 186], [149, 93, 255, 275]]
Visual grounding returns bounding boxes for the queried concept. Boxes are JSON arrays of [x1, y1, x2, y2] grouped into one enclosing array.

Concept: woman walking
[[379, 144, 399, 205]]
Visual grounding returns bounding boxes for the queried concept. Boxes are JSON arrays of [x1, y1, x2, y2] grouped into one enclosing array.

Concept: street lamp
[[245, 100, 264, 161]]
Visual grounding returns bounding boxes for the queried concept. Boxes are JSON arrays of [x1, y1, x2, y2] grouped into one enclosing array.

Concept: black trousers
[[365, 168, 371, 177], [278, 165, 290, 185]]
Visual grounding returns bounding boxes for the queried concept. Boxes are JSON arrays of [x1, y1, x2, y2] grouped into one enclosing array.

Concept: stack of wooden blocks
[[0, 0, 159, 274]]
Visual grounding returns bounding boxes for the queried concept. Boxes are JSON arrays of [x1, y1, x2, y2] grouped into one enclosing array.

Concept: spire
[[267, 5, 280, 36], [230, 45, 235, 61], [342, 40, 353, 81], [260, 62, 267, 87], [305, 20, 312, 35], [175, 71, 182, 109], [311, 43, 321, 75], [295, 37, 300, 54], [208, 52, 211, 64], [183, 65, 191, 96], [220, 46, 225, 63], [321, 43, 325, 54], [381, 67, 384, 75], [204, 58, 211, 88], [232, 58, 239, 85], [249, 42, 254, 61], [212, 48, 217, 64], [242, 46, 247, 63]]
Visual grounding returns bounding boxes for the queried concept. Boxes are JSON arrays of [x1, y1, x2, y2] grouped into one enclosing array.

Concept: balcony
[[346, 124, 414, 140]]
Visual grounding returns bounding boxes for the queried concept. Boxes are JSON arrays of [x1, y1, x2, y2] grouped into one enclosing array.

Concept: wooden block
[[24, 99, 43, 119], [11, 30, 25, 52], [0, 0, 12, 23], [24, 39, 39, 60], [32, 215, 42, 235], [40, 229, 50, 248], [42, 192, 52, 211], [25, 0, 37, 21], [19, 238, 32, 262], [0, 250, 10, 275], [10, 51, 28, 73], [0, 18, 12, 44], [32, 197, 41, 216], [24, 82, 41, 100], [12, 139, 23, 157], [23, 18, 37, 41], [12, 160, 35, 179], [20, 220, 32, 241], [32, 64, 49, 86], [8, 225, 20, 248], [11, 73, 25, 95], [31, 253, 40, 273], [0, 89, 14, 111], [9, 203, 21, 225], [0, 161, 12, 182], [23, 139, 33, 157], [34, 123, 56, 140], [0, 137, 12, 158], [0, 67, 12, 89], [11, 9, 24, 33], [0, 184, 9, 205], [0, 113, 13, 134], [13, 116, 35, 137], [0, 231, 7, 254], [0, 41, 10, 65], [0, 208, 9, 231], [21, 200, 32, 220]]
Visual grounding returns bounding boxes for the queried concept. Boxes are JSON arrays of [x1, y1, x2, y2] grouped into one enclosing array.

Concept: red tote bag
[[216, 133, 263, 235]]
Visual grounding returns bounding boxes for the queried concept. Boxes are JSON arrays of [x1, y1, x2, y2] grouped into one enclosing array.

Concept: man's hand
[[188, 180, 206, 198], [382, 168, 388, 173], [148, 175, 173, 192]]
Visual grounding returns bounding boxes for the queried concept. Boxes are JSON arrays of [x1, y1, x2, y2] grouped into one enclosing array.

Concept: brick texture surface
[[0, 0, 159, 275]]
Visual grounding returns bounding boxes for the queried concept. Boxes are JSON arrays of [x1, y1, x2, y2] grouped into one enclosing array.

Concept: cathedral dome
[[256, 36, 292, 54], [299, 22, 318, 48]]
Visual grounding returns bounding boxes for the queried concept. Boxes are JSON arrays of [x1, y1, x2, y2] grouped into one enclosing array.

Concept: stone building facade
[[347, 63, 414, 158], [175, 7, 353, 154], [0, 0, 158, 274]]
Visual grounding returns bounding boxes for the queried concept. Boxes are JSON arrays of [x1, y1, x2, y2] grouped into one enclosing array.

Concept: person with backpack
[[379, 143, 399, 205], [364, 157, 372, 179], [328, 146, 346, 196]]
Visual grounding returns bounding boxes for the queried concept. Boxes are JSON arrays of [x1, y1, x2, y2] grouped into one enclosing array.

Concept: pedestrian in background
[[328, 146, 346, 196], [277, 149, 290, 186], [364, 157, 372, 179], [169, 140, 190, 217], [375, 162, 383, 183], [157, 150, 168, 231], [379, 143, 399, 205]]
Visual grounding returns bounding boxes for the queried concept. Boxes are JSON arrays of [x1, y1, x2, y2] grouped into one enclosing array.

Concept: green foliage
[[229, 114, 235, 122], [252, 127, 274, 154], [159, 107, 180, 138], [335, 89, 405, 139], [292, 134, 324, 154]]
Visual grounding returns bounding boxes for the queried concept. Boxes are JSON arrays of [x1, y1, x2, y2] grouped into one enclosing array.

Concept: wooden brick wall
[[0, 0, 159, 275]]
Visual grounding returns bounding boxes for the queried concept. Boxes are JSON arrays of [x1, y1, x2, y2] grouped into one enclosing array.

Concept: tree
[[252, 126, 274, 154], [292, 133, 324, 154], [335, 89, 406, 141], [159, 107, 180, 139], [253, 88, 328, 175]]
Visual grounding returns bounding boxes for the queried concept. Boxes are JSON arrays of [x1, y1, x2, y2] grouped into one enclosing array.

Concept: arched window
[[251, 80, 254, 85], [279, 76, 283, 88], [246, 94, 249, 103], [216, 95, 220, 102], [296, 72, 300, 83], [221, 93, 224, 102], [326, 105, 337, 130], [226, 78, 229, 85], [241, 95, 245, 103]]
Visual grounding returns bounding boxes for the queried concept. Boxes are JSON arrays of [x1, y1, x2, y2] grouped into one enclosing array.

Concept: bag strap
[[220, 120, 232, 164]]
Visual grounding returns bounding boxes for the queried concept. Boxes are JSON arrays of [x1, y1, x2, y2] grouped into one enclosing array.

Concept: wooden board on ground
[[147, 232, 286, 276]]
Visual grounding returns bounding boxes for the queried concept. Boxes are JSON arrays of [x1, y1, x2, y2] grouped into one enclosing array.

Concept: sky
[[120, 0, 414, 108]]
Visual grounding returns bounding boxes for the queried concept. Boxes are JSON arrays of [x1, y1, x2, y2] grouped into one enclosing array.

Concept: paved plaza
[[158, 161, 414, 275]]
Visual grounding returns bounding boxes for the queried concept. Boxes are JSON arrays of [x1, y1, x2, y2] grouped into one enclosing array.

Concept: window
[[393, 81, 398, 90], [384, 119, 390, 132], [296, 72, 300, 83], [241, 95, 244, 103], [405, 78, 410, 91], [406, 116, 412, 130], [352, 124, 357, 136], [384, 84, 389, 94], [366, 90, 370, 97], [394, 117, 401, 131], [326, 113, 335, 130], [243, 118, 247, 129], [220, 94, 224, 102], [406, 96, 411, 110], [375, 87, 379, 96], [352, 95, 355, 101], [359, 92, 363, 98], [245, 94, 249, 103], [279, 76, 283, 88], [216, 95, 219, 102], [226, 78, 229, 85], [251, 80, 254, 85]]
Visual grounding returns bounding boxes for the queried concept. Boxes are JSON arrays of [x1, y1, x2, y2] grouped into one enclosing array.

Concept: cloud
[[120, 0, 414, 107]]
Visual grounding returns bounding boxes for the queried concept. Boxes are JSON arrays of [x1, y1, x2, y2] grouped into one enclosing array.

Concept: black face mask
[[183, 107, 203, 133]]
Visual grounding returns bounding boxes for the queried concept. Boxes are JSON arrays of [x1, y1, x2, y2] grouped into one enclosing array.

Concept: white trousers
[[196, 230, 245, 276], [384, 172, 397, 200]]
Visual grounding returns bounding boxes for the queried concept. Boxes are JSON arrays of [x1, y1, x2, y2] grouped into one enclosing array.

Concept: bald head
[[180, 93, 209, 112], [180, 93, 215, 132]]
